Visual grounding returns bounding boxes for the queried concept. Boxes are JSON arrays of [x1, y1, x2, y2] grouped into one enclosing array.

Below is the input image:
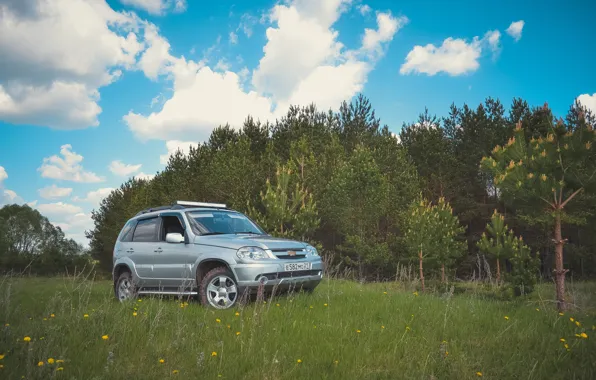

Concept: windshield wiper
[[234, 231, 261, 235], [201, 232, 227, 236]]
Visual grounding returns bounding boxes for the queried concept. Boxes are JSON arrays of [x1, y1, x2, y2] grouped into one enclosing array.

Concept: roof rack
[[135, 201, 228, 216]]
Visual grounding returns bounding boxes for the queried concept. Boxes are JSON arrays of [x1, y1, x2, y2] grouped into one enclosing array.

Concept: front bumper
[[232, 258, 324, 294]]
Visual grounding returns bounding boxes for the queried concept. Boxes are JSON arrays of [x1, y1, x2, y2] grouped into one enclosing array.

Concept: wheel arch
[[196, 259, 236, 284], [113, 263, 132, 283]]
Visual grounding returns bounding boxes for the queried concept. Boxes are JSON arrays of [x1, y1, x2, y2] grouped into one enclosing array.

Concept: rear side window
[[118, 220, 136, 242], [132, 217, 159, 242]]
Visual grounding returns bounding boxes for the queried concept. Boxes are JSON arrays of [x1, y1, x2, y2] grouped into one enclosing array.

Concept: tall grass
[[0, 271, 595, 379]]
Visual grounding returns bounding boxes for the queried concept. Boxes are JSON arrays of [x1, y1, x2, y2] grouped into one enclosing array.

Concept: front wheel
[[114, 271, 137, 302], [199, 267, 239, 309]]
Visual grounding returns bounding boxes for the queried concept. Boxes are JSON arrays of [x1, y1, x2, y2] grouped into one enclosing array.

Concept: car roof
[[131, 206, 239, 221]]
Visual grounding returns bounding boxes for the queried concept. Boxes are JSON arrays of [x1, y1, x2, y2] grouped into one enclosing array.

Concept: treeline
[[0, 204, 91, 275], [87, 95, 596, 282]]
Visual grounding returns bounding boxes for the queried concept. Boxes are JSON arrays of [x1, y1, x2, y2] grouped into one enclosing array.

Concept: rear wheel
[[114, 271, 137, 302], [199, 266, 239, 309]]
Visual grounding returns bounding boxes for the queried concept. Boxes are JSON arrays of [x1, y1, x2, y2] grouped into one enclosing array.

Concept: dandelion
[[324, 303, 328, 307], [235, 312, 240, 316], [83, 314, 89, 318], [137, 299, 142, 302], [574, 333, 580, 337], [334, 360, 339, 365], [236, 332, 241, 336], [47, 358, 54, 365], [575, 321, 581, 327], [276, 303, 280, 307], [413, 291, 419, 296], [383, 291, 387, 295], [56, 367, 64, 371], [43, 318, 47, 321], [381, 326, 385, 329], [226, 324, 231, 329], [133, 312, 137, 317], [309, 306, 313, 309], [172, 370, 179, 375], [296, 359, 302, 364], [559, 312, 564, 316], [101, 335, 109, 340], [37, 361, 44, 367], [215, 318, 221, 323], [0, 354, 4, 360], [56, 360, 64, 364], [536, 308, 540, 311], [211, 352, 217, 357], [570, 317, 574, 322], [50, 314, 55, 318], [356, 330, 361, 334], [504, 316, 509, 320], [560, 338, 566, 342], [564, 343, 570, 350], [159, 359, 165, 364], [476, 372, 483, 377], [405, 326, 411, 331], [580, 333, 588, 339], [23, 336, 31, 342]]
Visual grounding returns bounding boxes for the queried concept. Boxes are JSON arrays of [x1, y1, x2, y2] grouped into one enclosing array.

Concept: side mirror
[[166, 233, 185, 244]]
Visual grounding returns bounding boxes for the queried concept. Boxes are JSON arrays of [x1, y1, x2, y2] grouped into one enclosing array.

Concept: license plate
[[284, 262, 311, 271]]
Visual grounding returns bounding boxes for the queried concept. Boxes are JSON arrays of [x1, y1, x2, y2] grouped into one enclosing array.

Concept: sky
[[0, 0, 595, 246]]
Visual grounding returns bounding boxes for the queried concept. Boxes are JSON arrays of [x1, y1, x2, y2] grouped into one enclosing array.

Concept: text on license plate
[[284, 262, 311, 271]]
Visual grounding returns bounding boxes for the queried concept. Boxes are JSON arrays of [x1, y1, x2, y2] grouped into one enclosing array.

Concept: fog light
[[258, 276, 268, 285]]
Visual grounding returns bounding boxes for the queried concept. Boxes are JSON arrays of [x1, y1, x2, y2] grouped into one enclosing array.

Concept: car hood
[[193, 234, 307, 251]]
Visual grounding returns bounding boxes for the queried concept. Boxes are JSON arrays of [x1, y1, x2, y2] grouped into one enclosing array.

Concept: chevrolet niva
[[112, 201, 324, 309]]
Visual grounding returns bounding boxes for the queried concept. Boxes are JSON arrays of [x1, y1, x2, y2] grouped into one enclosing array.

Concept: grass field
[[0, 275, 595, 380]]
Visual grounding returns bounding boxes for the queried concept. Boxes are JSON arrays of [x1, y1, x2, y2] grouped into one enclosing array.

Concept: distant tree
[[480, 109, 596, 310], [507, 235, 541, 296], [477, 210, 517, 284], [247, 163, 319, 241]]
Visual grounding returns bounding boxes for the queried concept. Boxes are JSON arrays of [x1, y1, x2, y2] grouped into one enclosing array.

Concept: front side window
[[132, 217, 159, 242], [186, 211, 265, 236], [118, 220, 136, 242]]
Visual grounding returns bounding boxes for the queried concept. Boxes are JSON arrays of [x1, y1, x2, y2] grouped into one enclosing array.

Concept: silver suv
[[112, 201, 324, 309]]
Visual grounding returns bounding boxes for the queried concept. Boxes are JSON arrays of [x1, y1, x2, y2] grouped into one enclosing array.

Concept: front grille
[[276, 254, 306, 260], [256, 270, 320, 281]]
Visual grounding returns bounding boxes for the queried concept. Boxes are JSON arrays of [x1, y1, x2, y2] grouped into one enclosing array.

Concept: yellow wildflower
[[0, 354, 4, 360], [215, 318, 221, 323], [236, 332, 241, 336], [235, 312, 240, 316], [570, 317, 574, 322], [37, 361, 44, 367], [296, 359, 302, 364], [559, 312, 564, 316], [47, 358, 54, 365], [56, 360, 64, 364], [580, 333, 588, 339], [133, 312, 137, 317], [504, 316, 509, 320], [159, 359, 165, 364], [356, 329, 361, 333], [23, 336, 31, 342], [172, 370, 179, 375], [413, 291, 419, 296], [211, 352, 217, 357], [575, 321, 581, 327], [334, 360, 339, 365], [536, 308, 540, 311], [324, 303, 328, 307], [560, 338, 565, 342], [383, 291, 387, 295], [381, 325, 385, 329], [50, 314, 55, 318], [276, 303, 280, 307], [564, 343, 570, 350], [541, 174, 547, 181], [83, 314, 89, 318], [56, 367, 64, 371], [101, 335, 109, 340], [476, 372, 483, 377]]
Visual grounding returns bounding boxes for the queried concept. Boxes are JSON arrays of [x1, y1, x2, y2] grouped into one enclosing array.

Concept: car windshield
[[186, 210, 265, 235]]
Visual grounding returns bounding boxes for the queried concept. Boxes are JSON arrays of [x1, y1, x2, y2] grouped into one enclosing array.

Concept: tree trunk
[[554, 211, 567, 311], [496, 259, 501, 285], [441, 264, 445, 283], [419, 249, 425, 292]]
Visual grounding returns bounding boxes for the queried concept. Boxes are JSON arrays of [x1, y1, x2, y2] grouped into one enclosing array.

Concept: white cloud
[[119, 0, 187, 15], [38, 184, 73, 199], [0, 166, 24, 206], [109, 160, 142, 176], [229, 31, 238, 45], [400, 28, 502, 76], [134, 172, 156, 181], [123, 0, 404, 142], [0, 0, 143, 129], [237, 13, 258, 38], [358, 4, 372, 16], [38, 144, 104, 183], [505, 20, 524, 42], [577, 93, 596, 115], [0, 166, 7, 183], [35, 201, 92, 245], [160, 140, 197, 165], [73, 187, 115, 207]]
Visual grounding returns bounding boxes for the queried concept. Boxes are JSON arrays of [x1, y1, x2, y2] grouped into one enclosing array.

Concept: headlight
[[304, 244, 319, 257], [236, 247, 270, 260]]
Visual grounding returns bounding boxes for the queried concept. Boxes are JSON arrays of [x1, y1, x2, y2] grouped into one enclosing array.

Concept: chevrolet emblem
[[288, 250, 296, 257]]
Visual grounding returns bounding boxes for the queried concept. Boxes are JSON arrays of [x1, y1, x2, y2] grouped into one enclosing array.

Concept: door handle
[[126, 248, 134, 253], [154, 248, 163, 253]]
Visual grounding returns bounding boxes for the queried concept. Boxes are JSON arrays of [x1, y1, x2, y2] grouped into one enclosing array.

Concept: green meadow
[[1, 275, 595, 380]]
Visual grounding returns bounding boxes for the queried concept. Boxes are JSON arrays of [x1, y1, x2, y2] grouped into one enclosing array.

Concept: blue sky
[[0, 0, 595, 245]]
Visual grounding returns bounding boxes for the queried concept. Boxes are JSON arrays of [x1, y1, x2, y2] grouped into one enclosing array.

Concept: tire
[[199, 266, 239, 309], [114, 271, 137, 302]]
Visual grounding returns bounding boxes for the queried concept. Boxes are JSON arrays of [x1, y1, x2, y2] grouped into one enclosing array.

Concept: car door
[[129, 216, 161, 288], [152, 213, 193, 290]]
